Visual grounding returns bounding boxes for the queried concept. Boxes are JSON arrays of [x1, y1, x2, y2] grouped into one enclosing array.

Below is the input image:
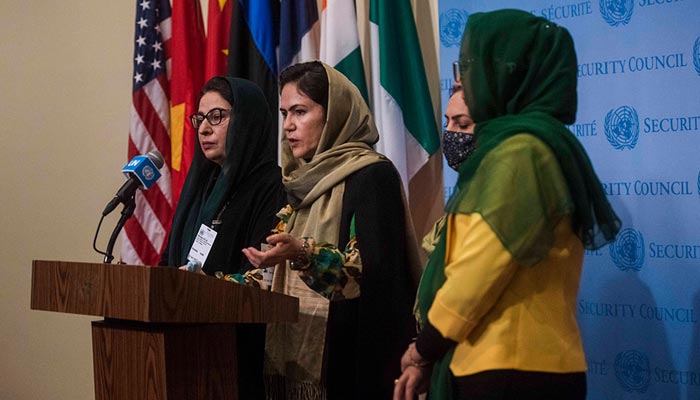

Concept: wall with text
[[438, 1, 700, 398]]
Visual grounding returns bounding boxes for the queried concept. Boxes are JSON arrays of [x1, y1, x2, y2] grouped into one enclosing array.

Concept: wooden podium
[[30, 260, 298, 400]]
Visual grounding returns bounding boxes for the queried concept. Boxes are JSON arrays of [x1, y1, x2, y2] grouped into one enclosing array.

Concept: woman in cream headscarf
[[243, 61, 422, 399]]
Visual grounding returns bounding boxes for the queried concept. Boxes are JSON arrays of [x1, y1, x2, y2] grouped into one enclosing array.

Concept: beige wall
[[0, 2, 134, 398], [0, 1, 439, 398]]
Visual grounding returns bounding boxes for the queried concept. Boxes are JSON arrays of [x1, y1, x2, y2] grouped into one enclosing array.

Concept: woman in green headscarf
[[393, 9, 620, 400], [243, 61, 422, 399]]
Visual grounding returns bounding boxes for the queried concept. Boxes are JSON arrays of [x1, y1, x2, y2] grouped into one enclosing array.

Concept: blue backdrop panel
[[438, 1, 700, 399]]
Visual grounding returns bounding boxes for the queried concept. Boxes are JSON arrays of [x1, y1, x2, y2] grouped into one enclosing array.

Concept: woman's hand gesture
[[242, 233, 303, 268]]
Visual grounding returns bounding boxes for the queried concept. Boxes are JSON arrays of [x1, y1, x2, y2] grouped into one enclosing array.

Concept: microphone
[[101, 150, 164, 216]]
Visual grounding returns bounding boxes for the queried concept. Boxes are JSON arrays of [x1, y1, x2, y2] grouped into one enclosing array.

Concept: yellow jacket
[[428, 212, 587, 376]]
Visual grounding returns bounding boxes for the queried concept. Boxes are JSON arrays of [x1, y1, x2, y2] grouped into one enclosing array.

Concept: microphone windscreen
[[146, 150, 165, 169]]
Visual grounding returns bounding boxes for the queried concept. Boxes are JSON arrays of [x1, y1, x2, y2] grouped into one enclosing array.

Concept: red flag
[[169, 0, 206, 204], [122, 0, 175, 265], [206, 0, 232, 79]]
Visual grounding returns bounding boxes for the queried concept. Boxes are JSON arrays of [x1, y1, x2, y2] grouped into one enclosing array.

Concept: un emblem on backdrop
[[614, 350, 651, 393], [600, 0, 634, 27], [610, 228, 645, 271], [693, 37, 700, 76], [605, 106, 640, 150], [439, 9, 469, 48]]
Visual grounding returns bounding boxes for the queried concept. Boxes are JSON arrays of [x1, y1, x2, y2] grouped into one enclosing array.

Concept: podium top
[[31, 260, 298, 324]]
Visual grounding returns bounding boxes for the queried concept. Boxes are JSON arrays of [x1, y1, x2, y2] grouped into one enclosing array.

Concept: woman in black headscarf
[[161, 76, 285, 399], [162, 76, 284, 276]]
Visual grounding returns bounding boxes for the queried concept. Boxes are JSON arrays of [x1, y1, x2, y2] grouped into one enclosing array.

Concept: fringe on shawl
[[265, 374, 326, 400]]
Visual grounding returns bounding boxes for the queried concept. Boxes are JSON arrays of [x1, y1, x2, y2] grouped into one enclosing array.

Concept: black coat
[[324, 162, 417, 399]]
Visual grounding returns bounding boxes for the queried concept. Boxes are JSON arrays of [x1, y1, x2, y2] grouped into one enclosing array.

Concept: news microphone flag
[[122, 155, 162, 189], [103, 152, 165, 217]]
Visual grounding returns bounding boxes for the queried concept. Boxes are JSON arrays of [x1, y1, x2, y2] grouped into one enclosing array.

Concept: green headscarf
[[418, 9, 621, 399]]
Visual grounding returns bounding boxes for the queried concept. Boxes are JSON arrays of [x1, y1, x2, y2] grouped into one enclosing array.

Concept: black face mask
[[443, 130, 476, 171]]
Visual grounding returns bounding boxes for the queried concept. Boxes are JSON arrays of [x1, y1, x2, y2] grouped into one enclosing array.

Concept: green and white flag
[[368, 0, 440, 195], [320, 0, 368, 102]]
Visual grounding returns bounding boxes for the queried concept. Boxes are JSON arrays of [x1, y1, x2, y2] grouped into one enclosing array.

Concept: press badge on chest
[[186, 224, 218, 270]]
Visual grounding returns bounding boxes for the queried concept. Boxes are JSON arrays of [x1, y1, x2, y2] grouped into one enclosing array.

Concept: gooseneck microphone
[[94, 150, 165, 263], [101, 150, 164, 216]]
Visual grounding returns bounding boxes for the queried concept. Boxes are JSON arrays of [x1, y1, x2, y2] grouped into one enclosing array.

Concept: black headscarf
[[162, 77, 284, 275]]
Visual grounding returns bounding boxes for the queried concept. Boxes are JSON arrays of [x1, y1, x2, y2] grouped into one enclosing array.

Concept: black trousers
[[452, 370, 586, 400]]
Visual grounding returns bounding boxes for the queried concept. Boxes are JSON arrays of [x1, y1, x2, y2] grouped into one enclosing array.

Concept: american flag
[[121, 0, 174, 265]]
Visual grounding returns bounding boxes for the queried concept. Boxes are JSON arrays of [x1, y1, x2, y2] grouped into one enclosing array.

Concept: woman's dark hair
[[279, 61, 328, 111], [199, 76, 234, 106]]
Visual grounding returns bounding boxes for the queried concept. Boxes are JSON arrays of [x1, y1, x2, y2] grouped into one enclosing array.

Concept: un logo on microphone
[[142, 165, 156, 181], [439, 9, 469, 48], [614, 350, 651, 393], [693, 37, 700, 76], [610, 228, 644, 272], [605, 106, 639, 150], [600, 0, 634, 27]]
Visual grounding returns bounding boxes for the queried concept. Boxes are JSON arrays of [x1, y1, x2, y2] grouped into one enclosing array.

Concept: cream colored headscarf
[[265, 63, 421, 398]]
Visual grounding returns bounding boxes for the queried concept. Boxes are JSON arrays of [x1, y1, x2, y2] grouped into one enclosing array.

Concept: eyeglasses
[[190, 108, 232, 129]]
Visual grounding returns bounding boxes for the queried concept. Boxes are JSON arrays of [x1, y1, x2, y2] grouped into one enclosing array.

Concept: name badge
[[260, 243, 275, 288], [187, 224, 218, 270]]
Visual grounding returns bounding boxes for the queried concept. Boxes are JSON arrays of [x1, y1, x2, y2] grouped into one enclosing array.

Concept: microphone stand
[[103, 194, 136, 264]]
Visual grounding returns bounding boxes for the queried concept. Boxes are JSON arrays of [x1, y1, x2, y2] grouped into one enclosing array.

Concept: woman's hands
[[242, 233, 304, 268], [393, 366, 430, 400], [393, 343, 431, 400]]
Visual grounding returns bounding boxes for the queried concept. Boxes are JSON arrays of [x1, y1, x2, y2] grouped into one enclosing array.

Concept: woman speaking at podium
[[161, 76, 285, 399], [243, 61, 422, 399]]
